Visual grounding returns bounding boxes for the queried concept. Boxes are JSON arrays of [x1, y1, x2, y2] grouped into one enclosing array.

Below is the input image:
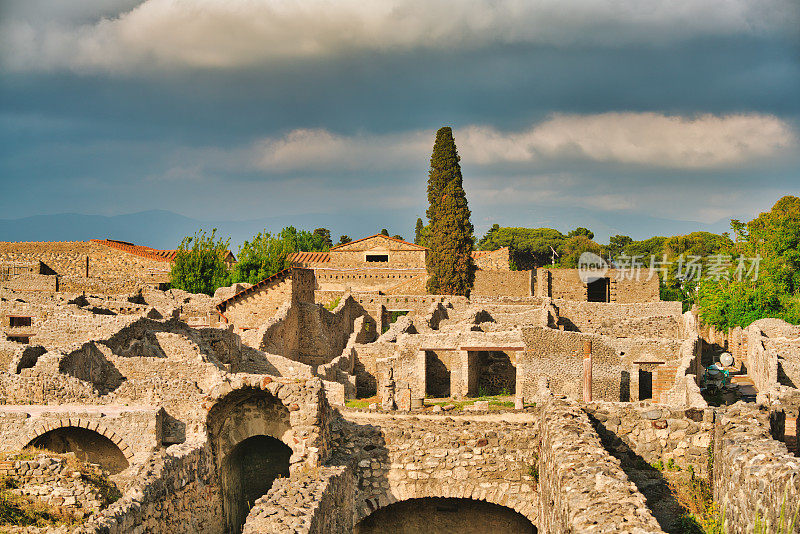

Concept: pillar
[[583, 340, 592, 402]]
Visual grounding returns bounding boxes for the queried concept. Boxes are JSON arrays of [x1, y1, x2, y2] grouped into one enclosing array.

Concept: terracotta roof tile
[[288, 251, 331, 264], [92, 239, 236, 263], [91, 239, 177, 262]]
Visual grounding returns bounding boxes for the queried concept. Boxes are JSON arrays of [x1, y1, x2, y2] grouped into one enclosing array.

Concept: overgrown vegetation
[[0, 477, 81, 527], [170, 225, 333, 295], [169, 229, 230, 296], [475, 195, 800, 330], [231, 226, 331, 285]]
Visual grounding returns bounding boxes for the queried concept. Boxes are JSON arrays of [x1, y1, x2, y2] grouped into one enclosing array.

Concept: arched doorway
[[222, 435, 291, 534], [27, 426, 129, 474], [206, 388, 294, 534], [355, 497, 536, 534]]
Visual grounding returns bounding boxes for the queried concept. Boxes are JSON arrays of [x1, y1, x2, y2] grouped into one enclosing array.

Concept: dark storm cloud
[[0, 0, 798, 244]]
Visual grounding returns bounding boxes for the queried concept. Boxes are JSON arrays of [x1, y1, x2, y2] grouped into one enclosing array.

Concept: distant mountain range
[[0, 208, 731, 251], [0, 209, 418, 250]]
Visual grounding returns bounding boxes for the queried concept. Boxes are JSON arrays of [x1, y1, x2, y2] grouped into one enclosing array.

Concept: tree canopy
[[425, 127, 474, 295], [169, 229, 230, 296], [231, 226, 330, 285]]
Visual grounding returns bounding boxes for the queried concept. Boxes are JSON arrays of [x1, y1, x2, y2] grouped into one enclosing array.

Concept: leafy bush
[[170, 229, 230, 296]]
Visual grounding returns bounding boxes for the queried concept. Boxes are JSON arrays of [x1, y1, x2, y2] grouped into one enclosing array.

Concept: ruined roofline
[[471, 247, 509, 258], [329, 234, 429, 251], [216, 267, 292, 313], [91, 239, 177, 262], [287, 251, 331, 264], [92, 238, 237, 264]]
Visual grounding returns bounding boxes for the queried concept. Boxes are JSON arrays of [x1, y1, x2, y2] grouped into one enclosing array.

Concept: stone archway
[[25, 426, 130, 474], [356, 482, 538, 528], [355, 497, 537, 534], [221, 435, 291, 532], [206, 387, 295, 534]]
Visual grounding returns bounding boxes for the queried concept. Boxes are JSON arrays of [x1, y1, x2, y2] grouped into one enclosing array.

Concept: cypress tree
[[414, 217, 424, 245], [426, 127, 474, 295]]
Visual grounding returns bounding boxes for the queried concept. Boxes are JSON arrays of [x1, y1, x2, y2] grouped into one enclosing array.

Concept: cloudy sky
[[1, 0, 798, 246]]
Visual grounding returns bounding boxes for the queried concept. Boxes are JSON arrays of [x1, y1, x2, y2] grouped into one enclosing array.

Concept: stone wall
[[247, 295, 374, 368], [220, 272, 295, 331], [0, 405, 160, 463], [745, 324, 779, 394], [713, 404, 800, 534], [333, 411, 539, 526], [1, 274, 57, 291], [314, 268, 428, 294], [554, 300, 682, 338], [0, 241, 171, 293], [518, 328, 624, 402], [0, 453, 111, 513], [471, 270, 533, 297], [536, 268, 661, 303], [585, 402, 714, 476], [77, 442, 225, 534], [472, 247, 511, 271], [537, 398, 665, 533], [242, 464, 356, 534]]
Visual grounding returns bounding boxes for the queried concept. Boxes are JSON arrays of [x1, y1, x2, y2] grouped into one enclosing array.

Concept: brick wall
[[536, 268, 660, 303], [472, 270, 533, 297], [0, 241, 171, 294]]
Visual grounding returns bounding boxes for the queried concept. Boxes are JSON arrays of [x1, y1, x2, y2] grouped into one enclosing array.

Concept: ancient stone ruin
[[1, 237, 798, 533]]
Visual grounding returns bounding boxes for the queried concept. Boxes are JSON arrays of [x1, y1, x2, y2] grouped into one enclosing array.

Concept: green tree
[[604, 235, 633, 261], [695, 196, 800, 329], [558, 235, 603, 268], [338, 235, 352, 245], [392, 234, 405, 241], [313, 228, 333, 249], [170, 229, 230, 296], [477, 226, 566, 269], [380, 228, 389, 236], [567, 227, 594, 240], [426, 127, 474, 295], [414, 217, 424, 245], [231, 227, 329, 285]]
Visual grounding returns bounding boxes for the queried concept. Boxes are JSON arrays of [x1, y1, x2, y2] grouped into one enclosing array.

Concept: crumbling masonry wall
[[538, 398, 665, 533], [713, 404, 800, 534]]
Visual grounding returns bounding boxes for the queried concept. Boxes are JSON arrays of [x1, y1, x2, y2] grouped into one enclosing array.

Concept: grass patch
[[0, 477, 82, 528], [345, 396, 378, 409], [324, 297, 341, 311]]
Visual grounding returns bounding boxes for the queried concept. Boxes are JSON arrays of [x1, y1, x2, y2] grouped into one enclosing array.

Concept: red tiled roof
[[330, 234, 428, 251], [216, 268, 292, 312], [92, 239, 236, 263], [91, 239, 177, 262], [288, 251, 331, 264]]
